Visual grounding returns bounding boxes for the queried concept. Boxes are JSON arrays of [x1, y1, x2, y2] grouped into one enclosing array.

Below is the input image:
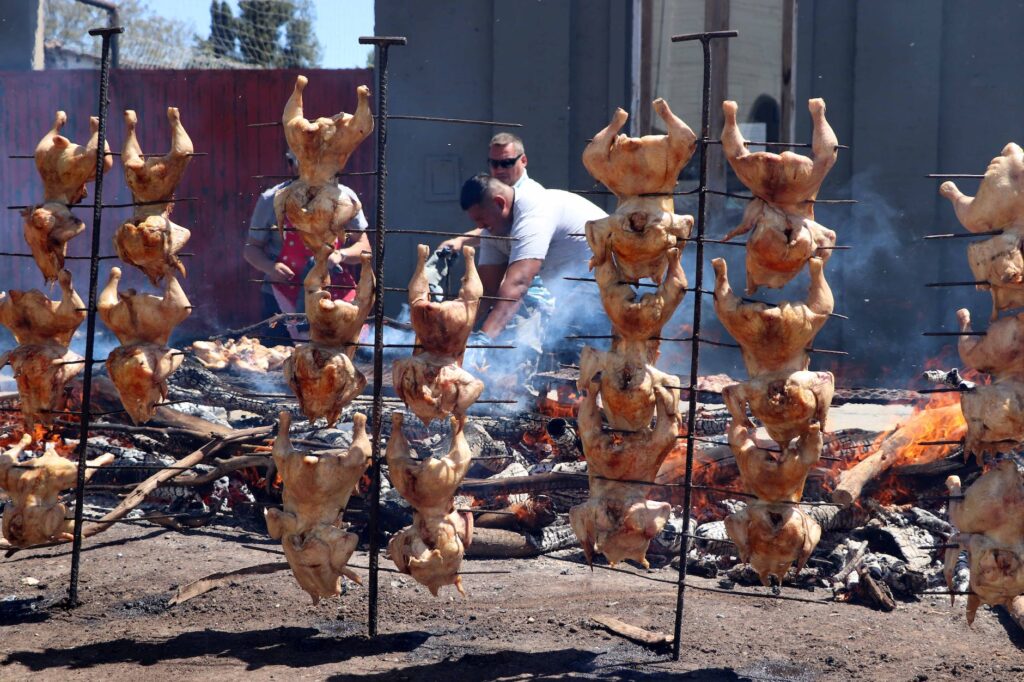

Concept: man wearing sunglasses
[[459, 173, 606, 342], [437, 133, 543, 253]]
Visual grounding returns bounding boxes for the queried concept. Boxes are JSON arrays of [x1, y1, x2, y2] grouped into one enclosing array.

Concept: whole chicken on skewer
[[265, 411, 370, 603], [106, 344, 183, 424], [570, 377, 678, 567], [939, 143, 1024, 234], [729, 420, 822, 503], [0, 436, 114, 548], [957, 308, 1024, 380], [722, 199, 837, 294], [274, 181, 362, 252], [97, 267, 192, 346], [594, 247, 686, 345], [284, 345, 366, 428], [582, 98, 697, 198], [386, 413, 474, 596], [965, 232, 1024, 320], [724, 501, 822, 587], [578, 344, 680, 431], [114, 108, 193, 285], [22, 202, 85, 285], [304, 245, 375, 352], [958, 380, 1024, 463], [585, 196, 693, 283], [722, 370, 835, 447], [721, 98, 838, 218], [408, 244, 483, 360], [0, 344, 83, 429], [33, 111, 113, 206], [0, 269, 85, 347], [392, 354, 484, 426], [713, 257, 833, 377]]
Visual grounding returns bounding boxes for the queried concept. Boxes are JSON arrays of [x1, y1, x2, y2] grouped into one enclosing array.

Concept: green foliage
[[200, 0, 322, 68]]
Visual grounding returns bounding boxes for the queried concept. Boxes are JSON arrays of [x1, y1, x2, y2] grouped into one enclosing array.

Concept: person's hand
[[438, 236, 463, 252], [267, 262, 295, 283], [327, 249, 345, 269]]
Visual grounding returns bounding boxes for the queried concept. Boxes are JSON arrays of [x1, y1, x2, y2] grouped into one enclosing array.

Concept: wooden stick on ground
[[590, 615, 673, 647], [168, 561, 290, 606]]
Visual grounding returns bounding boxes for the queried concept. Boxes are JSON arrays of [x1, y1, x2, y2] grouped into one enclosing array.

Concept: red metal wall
[[0, 68, 375, 337]]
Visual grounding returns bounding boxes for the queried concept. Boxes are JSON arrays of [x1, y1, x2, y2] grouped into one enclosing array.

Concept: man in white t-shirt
[[459, 174, 606, 339], [437, 132, 543, 253]]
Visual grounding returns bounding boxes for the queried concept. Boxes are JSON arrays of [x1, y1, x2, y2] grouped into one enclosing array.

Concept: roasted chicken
[[273, 180, 362, 252], [939, 143, 1024, 233], [122, 107, 193, 207], [98, 267, 191, 346], [582, 98, 697, 198], [1, 344, 83, 428], [585, 196, 693, 283], [570, 377, 678, 567], [577, 344, 680, 431], [729, 420, 822, 503], [0, 269, 85, 347], [722, 199, 837, 294], [721, 98, 837, 218], [409, 244, 483, 360], [965, 232, 1024, 320], [386, 413, 474, 596], [713, 257, 834, 377], [22, 202, 85, 284], [305, 246, 374, 351], [957, 308, 1024, 381], [264, 410, 370, 603], [392, 353, 484, 426], [724, 501, 822, 587], [959, 381, 1024, 463], [113, 214, 190, 286], [0, 436, 113, 548], [594, 247, 686, 344], [191, 336, 292, 373], [282, 76, 374, 186], [33, 111, 112, 205], [722, 370, 835, 447], [105, 343, 183, 424], [284, 344, 366, 428]]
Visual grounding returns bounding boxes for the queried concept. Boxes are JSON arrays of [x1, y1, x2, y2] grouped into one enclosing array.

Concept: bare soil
[[1, 518, 1022, 681]]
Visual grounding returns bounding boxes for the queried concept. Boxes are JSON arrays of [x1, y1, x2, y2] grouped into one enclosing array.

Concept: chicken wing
[[282, 76, 374, 186], [284, 344, 366, 428], [722, 370, 834, 447], [713, 257, 833, 376], [97, 267, 192, 346], [729, 420, 822, 502], [305, 246, 374, 352], [582, 98, 696, 198], [105, 343, 183, 424], [724, 501, 821, 587], [33, 111, 112, 205], [721, 99, 837, 218], [1, 343, 83, 429], [585, 195, 693, 283], [409, 244, 483, 361], [0, 269, 85, 347], [0, 437, 113, 548]]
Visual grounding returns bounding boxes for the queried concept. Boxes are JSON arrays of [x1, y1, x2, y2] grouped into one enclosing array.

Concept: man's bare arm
[[439, 227, 484, 251], [480, 259, 542, 338]]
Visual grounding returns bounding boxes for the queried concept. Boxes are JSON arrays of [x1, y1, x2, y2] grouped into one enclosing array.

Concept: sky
[[165, 0, 375, 68]]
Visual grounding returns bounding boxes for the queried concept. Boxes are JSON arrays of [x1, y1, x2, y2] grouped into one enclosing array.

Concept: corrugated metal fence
[[0, 68, 375, 338]]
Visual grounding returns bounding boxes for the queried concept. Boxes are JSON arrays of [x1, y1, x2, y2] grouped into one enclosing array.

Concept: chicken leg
[[409, 243, 483, 360], [97, 267, 192, 345], [33, 111, 113, 206], [305, 245, 375, 352], [0, 269, 85, 347], [122, 107, 194, 210]]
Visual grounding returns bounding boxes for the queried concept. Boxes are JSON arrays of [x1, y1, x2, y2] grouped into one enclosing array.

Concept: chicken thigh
[[22, 202, 85, 284], [1, 343, 83, 429], [282, 76, 374, 186], [105, 343, 183, 424], [939, 143, 1024, 233], [305, 246, 374, 351], [408, 244, 483, 360], [97, 267, 192, 346], [729, 420, 822, 502], [724, 501, 822, 586], [0, 269, 85, 347], [585, 195, 693, 283], [0, 437, 113, 548], [33, 111, 112, 205], [721, 99, 837, 217], [284, 344, 366, 427], [582, 98, 697, 198], [957, 308, 1024, 380], [722, 370, 835, 447], [723, 199, 837, 294], [713, 257, 833, 376]]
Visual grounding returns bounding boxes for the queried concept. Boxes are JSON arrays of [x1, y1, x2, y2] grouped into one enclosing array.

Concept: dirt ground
[[1, 518, 1022, 681]]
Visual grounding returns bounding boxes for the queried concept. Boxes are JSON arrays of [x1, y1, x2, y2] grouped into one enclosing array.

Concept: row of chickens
[[715, 98, 840, 586], [936, 145, 1024, 621], [1, 108, 195, 430]]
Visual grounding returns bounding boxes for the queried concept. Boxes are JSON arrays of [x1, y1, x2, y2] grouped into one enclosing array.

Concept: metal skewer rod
[[922, 230, 1002, 239]]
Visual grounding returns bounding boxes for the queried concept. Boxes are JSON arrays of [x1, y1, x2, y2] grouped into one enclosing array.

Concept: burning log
[[465, 527, 541, 558], [832, 430, 912, 507], [472, 495, 557, 532]]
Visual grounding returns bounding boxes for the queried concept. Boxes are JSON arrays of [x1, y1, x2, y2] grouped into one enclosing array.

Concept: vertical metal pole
[[67, 25, 123, 608], [669, 29, 737, 661], [358, 34, 406, 639]]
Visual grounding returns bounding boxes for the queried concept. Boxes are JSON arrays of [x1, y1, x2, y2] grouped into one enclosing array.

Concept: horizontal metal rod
[[703, 139, 850, 151], [918, 439, 964, 446], [702, 188, 855, 203], [8, 197, 200, 210], [925, 281, 988, 287], [923, 230, 1003, 239], [56, 351, 184, 366], [242, 334, 511, 350], [9, 152, 206, 159], [922, 331, 986, 336], [916, 387, 973, 393], [251, 171, 378, 179], [248, 226, 519, 241], [569, 188, 699, 197], [248, 114, 523, 128], [671, 29, 740, 42], [246, 279, 517, 302], [926, 174, 985, 179], [76, 304, 195, 312], [0, 252, 119, 260]]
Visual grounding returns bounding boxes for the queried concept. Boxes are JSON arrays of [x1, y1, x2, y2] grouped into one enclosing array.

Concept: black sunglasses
[[487, 155, 522, 169]]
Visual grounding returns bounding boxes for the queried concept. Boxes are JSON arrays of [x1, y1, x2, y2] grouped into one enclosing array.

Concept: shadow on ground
[[1, 627, 430, 671]]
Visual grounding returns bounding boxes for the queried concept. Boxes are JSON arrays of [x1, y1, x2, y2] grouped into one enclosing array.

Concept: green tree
[[45, 0, 194, 68], [228, 0, 321, 68]]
